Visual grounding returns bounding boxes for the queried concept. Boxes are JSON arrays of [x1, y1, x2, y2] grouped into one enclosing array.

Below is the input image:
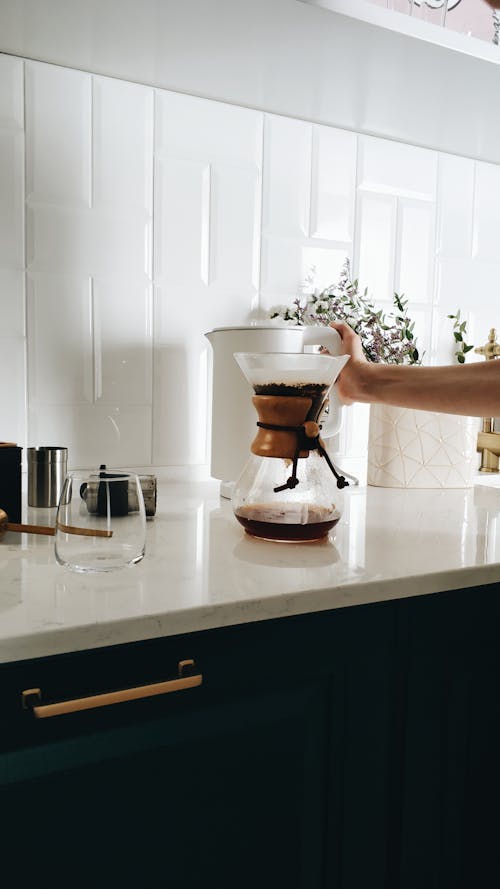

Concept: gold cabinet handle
[[21, 659, 202, 719]]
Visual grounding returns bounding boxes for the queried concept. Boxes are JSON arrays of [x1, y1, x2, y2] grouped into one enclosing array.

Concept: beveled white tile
[[154, 156, 213, 286], [356, 192, 397, 304], [92, 277, 153, 404], [359, 136, 437, 201], [435, 257, 500, 313], [262, 114, 311, 237], [473, 161, 500, 262], [0, 336, 26, 448], [155, 90, 262, 167], [28, 404, 152, 468], [260, 236, 304, 297], [25, 61, 91, 206], [0, 129, 24, 268], [300, 245, 349, 293], [27, 273, 94, 404], [310, 125, 356, 242], [92, 76, 154, 213], [0, 54, 23, 128], [153, 287, 210, 466], [153, 341, 209, 466], [260, 237, 348, 310], [0, 269, 24, 336], [92, 211, 152, 280], [209, 163, 260, 290], [27, 205, 151, 279], [155, 155, 260, 294], [436, 153, 474, 259], [432, 257, 500, 364], [396, 199, 435, 305]]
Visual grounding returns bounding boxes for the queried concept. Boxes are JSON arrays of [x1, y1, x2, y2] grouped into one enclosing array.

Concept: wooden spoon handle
[[4, 521, 112, 539], [5, 522, 54, 536], [58, 523, 112, 539]]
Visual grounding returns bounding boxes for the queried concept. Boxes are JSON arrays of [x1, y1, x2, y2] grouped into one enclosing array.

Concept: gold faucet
[[475, 328, 500, 472]]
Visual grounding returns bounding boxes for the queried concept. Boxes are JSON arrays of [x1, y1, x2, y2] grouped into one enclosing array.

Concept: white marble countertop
[[2, 473, 500, 664]]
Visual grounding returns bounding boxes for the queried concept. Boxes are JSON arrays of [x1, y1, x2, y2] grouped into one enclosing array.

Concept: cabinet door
[[324, 600, 400, 889], [1, 674, 329, 889], [397, 586, 500, 889]]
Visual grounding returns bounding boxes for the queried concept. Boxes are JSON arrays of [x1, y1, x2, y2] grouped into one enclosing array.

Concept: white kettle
[[205, 324, 345, 492]]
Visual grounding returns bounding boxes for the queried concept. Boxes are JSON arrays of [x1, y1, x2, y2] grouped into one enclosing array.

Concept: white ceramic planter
[[367, 404, 479, 488]]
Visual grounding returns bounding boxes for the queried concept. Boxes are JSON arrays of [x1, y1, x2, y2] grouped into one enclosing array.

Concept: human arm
[[329, 321, 500, 418]]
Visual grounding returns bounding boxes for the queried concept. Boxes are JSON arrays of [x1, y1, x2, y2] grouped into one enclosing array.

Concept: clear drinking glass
[[409, 0, 448, 26], [55, 469, 146, 572], [386, 0, 414, 13]]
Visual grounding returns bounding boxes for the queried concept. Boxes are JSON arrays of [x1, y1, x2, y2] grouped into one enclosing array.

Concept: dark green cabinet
[[1, 583, 499, 888], [1, 619, 332, 889], [396, 589, 500, 889]]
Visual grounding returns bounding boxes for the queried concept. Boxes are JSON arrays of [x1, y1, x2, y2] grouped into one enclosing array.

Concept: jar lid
[[27, 447, 68, 461]]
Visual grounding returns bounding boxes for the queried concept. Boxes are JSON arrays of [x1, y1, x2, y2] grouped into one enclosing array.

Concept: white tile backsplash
[[27, 403, 152, 468], [473, 161, 500, 262], [208, 163, 261, 291], [358, 135, 438, 201], [0, 269, 24, 336], [25, 62, 91, 206], [0, 129, 24, 268], [27, 274, 94, 404], [310, 125, 357, 243], [0, 336, 26, 446], [356, 192, 397, 303], [0, 55, 23, 127], [1, 51, 500, 470], [92, 77, 154, 214], [154, 156, 211, 286], [262, 115, 311, 238], [155, 90, 262, 167], [27, 205, 151, 279], [436, 153, 474, 259], [92, 277, 153, 404], [396, 199, 435, 305]]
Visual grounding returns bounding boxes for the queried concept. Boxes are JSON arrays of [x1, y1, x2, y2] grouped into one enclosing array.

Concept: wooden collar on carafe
[[250, 395, 348, 492]]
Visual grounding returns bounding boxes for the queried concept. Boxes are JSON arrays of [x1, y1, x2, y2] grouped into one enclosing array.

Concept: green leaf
[[457, 353, 465, 363]]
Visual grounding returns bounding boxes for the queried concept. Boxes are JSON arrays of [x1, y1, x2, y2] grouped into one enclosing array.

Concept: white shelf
[[300, 0, 500, 64]]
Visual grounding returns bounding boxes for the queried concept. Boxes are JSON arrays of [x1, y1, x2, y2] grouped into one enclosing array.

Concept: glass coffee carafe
[[231, 351, 350, 542]]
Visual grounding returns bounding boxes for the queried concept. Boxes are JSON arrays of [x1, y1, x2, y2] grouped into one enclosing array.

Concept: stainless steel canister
[[28, 447, 68, 508]]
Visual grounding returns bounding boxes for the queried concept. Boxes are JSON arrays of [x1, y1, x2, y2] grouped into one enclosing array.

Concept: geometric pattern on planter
[[367, 404, 480, 488]]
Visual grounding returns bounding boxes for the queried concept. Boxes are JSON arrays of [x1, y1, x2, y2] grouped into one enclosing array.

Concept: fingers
[[329, 321, 354, 341], [329, 320, 366, 363]]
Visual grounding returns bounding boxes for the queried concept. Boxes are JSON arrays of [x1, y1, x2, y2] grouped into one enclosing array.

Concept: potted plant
[[270, 258, 422, 366], [270, 259, 479, 488]]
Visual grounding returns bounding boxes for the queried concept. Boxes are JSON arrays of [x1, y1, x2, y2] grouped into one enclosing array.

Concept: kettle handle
[[300, 325, 343, 355], [301, 326, 347, 438]]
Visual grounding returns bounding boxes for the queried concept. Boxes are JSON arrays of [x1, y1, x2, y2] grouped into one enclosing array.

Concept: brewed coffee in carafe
[[231, 352, 350, 542]]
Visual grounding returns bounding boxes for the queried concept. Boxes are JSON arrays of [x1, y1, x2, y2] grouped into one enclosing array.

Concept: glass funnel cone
[[233, 351, 349, 393]]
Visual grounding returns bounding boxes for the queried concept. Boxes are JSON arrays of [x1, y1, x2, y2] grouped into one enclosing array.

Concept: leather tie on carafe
[[250, 395, 349, 493]]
